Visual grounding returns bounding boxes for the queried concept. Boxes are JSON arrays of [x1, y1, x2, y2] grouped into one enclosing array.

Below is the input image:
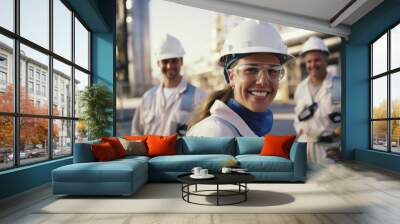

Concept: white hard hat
[[301, 36, 329, 56], [156, 34, 185, 60], [219, 20, 294, 66]]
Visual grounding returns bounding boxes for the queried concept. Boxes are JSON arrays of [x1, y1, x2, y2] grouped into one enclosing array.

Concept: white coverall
[[293, 73, 341, 164], [186, 100, 258, 137], [131, 79, 207, 135]]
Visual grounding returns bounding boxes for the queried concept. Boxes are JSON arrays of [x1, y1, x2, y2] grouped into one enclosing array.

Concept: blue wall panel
[[344, 0, 400, 170], [92, 32, 115, 136], [343, 44, 369, 159], [92, 33, 114, 87]]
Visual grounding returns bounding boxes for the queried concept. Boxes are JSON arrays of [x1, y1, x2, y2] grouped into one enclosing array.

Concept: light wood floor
[[1, 161, 400, 224]]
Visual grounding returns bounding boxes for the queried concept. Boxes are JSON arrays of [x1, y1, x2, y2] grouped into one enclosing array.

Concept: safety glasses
[[230, 64, 285, 81]]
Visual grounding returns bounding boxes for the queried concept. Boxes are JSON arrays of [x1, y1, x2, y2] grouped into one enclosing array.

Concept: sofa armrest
[[289, 142, 307, 181], [73, 140, 100, 163]]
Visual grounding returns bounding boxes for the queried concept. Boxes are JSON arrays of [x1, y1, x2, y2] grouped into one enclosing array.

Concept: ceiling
[[166, 0, 384, 38]]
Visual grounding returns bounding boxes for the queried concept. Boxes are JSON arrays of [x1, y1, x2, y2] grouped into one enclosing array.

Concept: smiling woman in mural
[[187, 20, 294, 137]]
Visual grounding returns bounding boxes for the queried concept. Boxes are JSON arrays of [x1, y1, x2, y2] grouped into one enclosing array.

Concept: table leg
[[181, 184, 183, 200], [187, 184, 190, 202], [217, 184, 219, 206], [245, 183, 247, 201]]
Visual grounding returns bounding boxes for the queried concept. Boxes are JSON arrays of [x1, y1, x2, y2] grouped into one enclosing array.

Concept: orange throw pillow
[[124, 135, 147, 142], [91, 142, 117, 161], [260, 135, 296, 159], [101, 137, 127, 158], [146, 135, 177, 157]]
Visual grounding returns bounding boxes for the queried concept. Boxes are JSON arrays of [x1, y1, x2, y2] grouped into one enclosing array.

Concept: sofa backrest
[[235, 137, 263, 155], [177, 136, 236, 155]]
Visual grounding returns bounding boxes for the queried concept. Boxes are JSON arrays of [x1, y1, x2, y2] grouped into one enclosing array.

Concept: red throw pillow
[[91, 142, 117, 161], [146, 135, 177, 157], [101, 137, 126, 158], [124, 135, 148, 142], [260, 135, 296, 159]]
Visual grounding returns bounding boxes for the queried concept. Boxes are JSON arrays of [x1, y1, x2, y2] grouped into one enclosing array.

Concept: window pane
[[391, 24, 400, 70], [372, 33, 387, 76], [391, 120, 400, 153], [20, 117, 49, 165], [74, 18, 89, 70], [53, 59, 72, 117], [20, 0, 49, 49], [53, 0, 72, 60], [53, 119, 72, 158], [372, 121, 388, 151], [391, 72, 400, 118], [0, 0, 14, 31], [75, 120, 88, 143], [20, 44, 49, 115], [0, 116, 13, 170], [74, 69, 89, 118], [0, 35, 14, 112], [372, 77, 387, 119]]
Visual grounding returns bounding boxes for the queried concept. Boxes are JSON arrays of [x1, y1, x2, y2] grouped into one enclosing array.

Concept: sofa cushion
[[52, 159, 146, 183], [52, 158, 149, 195], [124, 135, 148, 142], [148, 154, 235, 172], [115, 155, 150, 163], [260, 135, 296, 159], [178, 137, 235, 155], [236, 137, 263, 155], [91, 142, 118, 161], [147, 135, 177, 157], [101, 137, 127, 158], [118, 138, 147, 156], [236, 155, 293, 172]]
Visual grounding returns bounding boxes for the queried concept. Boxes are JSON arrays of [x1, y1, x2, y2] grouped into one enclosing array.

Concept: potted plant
[[79, 84, 113, 140]]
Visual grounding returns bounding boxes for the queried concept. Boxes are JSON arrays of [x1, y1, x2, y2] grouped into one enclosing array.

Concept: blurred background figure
[[294, 36, 341, 164], [131, 34, 207, 136]]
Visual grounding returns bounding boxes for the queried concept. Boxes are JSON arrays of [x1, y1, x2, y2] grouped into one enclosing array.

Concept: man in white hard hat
[[131, 34, 207, 136], [293, 36, 341, 165]]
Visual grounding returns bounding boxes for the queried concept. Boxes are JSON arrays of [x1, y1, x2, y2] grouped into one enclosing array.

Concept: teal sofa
[[52, 137, 306, 196]]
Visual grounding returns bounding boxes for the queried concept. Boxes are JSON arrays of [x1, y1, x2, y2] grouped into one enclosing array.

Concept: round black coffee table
[[177, 173, 255, 206]]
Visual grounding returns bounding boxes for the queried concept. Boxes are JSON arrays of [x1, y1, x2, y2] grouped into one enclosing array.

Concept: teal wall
[[92, 32, 115, 136], [344, 0, 400, 171], [0, 158, 72, 199], [0, 0, 116, 200]]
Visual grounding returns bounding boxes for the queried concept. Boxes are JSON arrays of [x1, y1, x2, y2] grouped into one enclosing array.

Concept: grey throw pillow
[[118, 138, 147, 156]]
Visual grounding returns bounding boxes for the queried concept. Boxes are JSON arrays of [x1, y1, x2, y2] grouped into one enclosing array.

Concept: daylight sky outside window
[[372, 33, 387, 76], [75, 18, 89, 69], [373, 77, 387, 107], [391, 72, 400, 117], [54, 0, 72, 60], [20, 0, 49, 49], [0, 0, 14, 31], [1, 0, 88, 67], [391, 24, 400, 70]]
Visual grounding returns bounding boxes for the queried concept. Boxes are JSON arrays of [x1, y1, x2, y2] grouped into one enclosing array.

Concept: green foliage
[[79, 84, 113, 140]]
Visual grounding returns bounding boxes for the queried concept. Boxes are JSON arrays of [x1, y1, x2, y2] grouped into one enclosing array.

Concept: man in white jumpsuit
[[131, 34, 207, 136], [294, 36, 341, 164]]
